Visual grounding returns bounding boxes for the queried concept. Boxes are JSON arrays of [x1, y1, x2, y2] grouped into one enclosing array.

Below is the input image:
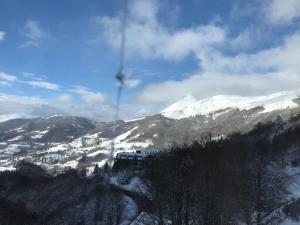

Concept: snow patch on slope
[[125, 117, 145, 123], [8, 136, 23, 142], [99, 126, 152, 150]]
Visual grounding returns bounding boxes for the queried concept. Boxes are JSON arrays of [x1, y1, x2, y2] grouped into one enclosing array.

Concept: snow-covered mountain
[[0, 116, 97, 171], [1, 89, 300, 173], [162, 90, 300, 119]]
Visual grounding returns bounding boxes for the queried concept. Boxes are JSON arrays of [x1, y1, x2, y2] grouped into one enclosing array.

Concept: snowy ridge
[[161, 90, 300, 119], [125, 117, 146, 123]]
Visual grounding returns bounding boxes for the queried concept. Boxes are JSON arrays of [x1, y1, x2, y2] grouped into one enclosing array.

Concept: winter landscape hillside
[[1, 89, 300, 174], [3, 0, 300, 224], [2, 90, 300, 224], [2, 99, 300, 224]]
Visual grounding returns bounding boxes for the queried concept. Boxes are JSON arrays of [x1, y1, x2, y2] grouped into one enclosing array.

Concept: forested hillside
[[1, 116, 300, 224]]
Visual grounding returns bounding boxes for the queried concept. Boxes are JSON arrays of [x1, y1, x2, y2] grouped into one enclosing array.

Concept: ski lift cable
[[118, 0, 128, 75], [110, 0, 128, 165]]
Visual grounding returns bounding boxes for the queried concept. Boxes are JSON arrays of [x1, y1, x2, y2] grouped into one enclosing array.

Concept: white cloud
[[20, 20, 44, 48], [265, 0, 300, 24], [0, 72, 17, 82], [0, 113, 28, 122], [80, 92, 108, 105], [24, 20, 43, 39], [130, 0, 158, 25], [69, 85, 109, 104], [0, 92, 116, 122], [0, 31, 6, 42], [0, 72, 17, 86], [230, 26, 264, 50], [55, 93, 73, 103], [69, 85, 94, 95], [0, 73, 125, 121], [0, 81, 10, 86], [21, 72, 45, 81], [136, 72, 299, 104], [97, 0, 226, 61], [199, 33, 300, 75], [23, 80, 60, 90], [95, 0, 300, 115], [0, 70, 61, 90], [0, 94, 46, 116], [124, 79, 141, 88], [136, 32, 300, 106]]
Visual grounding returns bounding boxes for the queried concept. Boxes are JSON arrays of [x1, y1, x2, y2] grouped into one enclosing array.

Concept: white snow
[[125, 117, 145, 123], [211, 108, 232, 120], [130, 211, 172, 225], [99, 126, 152, 150], [115, 126, 139, 142], [162, 90, 300, 119], [122, 177, 151, 198], [120, 195, 138, 225], [130, 212, 154, 225], [97, 159, 108, 167], [0, 166, 15, 171], [87, 150, 107, 157], [286, 166, 300, 199], [31, 130, 49, 139], [8, 135, 23, 142], [47, 144, 69, 153], [212, 135, 226, 141], [281, 219, 300, 225], [111, 140, 152, 150], [3, 144, 22, 154], [85, 132, 103, 138], [9, 127, 25, 133], [57, 160, 78, 168], [45, 115, 64, 119], [44, 153, 61, 159]]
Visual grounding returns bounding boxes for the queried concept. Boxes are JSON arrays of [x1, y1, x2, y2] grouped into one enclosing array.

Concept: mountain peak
[[161, 94, 198, 118]]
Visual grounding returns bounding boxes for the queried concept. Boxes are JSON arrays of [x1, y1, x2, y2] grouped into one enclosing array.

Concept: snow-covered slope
[[162, 90, 300, 119]]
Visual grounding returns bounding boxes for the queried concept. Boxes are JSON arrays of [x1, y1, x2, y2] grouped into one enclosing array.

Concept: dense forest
[[145, 121, 298, 225]]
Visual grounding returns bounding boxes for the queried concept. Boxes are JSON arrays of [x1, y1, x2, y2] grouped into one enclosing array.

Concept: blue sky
[[1, 0, 300, 121]]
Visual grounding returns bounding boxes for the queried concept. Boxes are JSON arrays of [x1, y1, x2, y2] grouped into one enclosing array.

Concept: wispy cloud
[[20, 20, 44, 48], [0, 70, 59, 90], [0, 80, 117, 121], [0, 31, 6, 42], [0, 72, 17, 86], [264, 0, 300, 24], [23, 80, 60, 90], [0, 72, 17, 82], [124, 79, 141, 88], [0, 92, 115, 122], [21, 72, 45, 81]]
